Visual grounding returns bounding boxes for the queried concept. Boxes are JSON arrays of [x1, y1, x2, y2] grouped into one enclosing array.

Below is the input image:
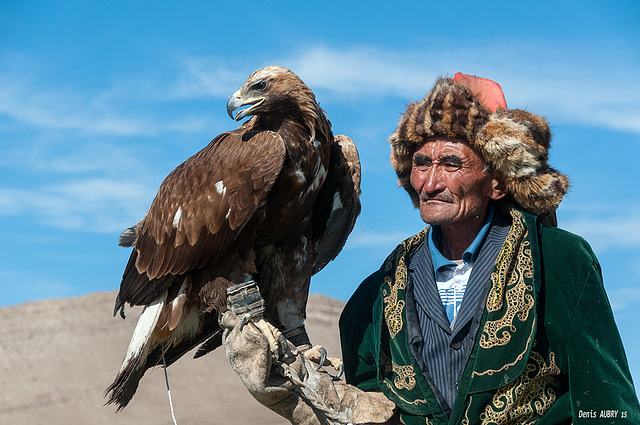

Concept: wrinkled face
[[410, 137, 505, 227]]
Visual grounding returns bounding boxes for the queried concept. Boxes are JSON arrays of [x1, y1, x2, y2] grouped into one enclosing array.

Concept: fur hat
[[389, 73, 569, 224]]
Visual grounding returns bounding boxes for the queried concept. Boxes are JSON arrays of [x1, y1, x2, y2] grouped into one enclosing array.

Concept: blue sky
[[2, 1, 639, 386]]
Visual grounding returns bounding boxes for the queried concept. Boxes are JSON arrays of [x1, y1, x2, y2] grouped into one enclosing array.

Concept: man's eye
[[442, 162, 461, 171]]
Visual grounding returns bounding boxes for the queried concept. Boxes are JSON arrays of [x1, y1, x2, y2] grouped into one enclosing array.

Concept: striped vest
[[407, 213, 511, 414]]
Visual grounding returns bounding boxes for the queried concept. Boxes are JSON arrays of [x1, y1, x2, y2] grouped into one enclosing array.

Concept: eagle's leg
[[273, 284, 343, 376], [281, 324, 343, 378]]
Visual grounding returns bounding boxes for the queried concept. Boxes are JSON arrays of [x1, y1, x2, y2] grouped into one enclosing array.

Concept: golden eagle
[[105, 65, 361, 409]]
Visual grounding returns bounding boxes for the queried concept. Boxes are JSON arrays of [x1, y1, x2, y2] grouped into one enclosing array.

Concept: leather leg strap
[[283, 325, 312, 351], [226, 280, 266, 319]]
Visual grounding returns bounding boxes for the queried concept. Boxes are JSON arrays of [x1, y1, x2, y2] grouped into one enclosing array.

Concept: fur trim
[[389, 77, 569, 219]]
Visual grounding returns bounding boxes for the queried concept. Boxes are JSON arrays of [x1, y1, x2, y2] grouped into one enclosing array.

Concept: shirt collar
[[428, 206, 494, 272]]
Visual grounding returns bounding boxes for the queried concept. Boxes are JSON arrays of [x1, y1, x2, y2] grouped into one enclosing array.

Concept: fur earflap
[[389, 75, 569, 221]]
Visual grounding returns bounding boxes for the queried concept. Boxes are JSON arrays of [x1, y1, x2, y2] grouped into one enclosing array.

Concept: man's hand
[[220, 308, 398, 425]]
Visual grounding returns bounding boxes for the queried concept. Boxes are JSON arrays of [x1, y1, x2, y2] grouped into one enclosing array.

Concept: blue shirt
[[428, 207, 494, 323]]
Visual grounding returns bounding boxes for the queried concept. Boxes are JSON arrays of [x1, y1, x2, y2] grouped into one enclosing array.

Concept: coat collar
[[374, 205, 541, 418]]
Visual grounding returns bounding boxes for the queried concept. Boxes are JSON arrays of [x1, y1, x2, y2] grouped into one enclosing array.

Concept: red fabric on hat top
[[453, 72, 507, 113]]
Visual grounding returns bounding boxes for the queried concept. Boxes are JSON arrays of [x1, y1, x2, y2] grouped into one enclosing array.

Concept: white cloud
[[284, 46, 439, 99], [0, 71, 216, 137], [607, 287, 640, 312], [1, 40, 639, 239], [0, 82, 141, 136], [283, 43, 640, 134], [169, 58, 247, 99], [0, 139, 147, 175], [3, 39, 638, 139], [501, 72, 640, 135], [561, 208, 640, 254], [346, 228, 414, 250], [0, 178, 154, 233]]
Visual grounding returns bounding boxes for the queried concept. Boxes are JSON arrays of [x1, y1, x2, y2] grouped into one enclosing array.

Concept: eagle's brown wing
[[311, 134, 361, 274], [116, 129, 286, 308]]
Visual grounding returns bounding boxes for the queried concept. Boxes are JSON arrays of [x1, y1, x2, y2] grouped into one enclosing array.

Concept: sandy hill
[[0, 292, 345, 425]]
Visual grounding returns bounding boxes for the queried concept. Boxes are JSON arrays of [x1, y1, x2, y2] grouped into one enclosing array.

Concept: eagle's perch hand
[[221, 289, 398, 425]]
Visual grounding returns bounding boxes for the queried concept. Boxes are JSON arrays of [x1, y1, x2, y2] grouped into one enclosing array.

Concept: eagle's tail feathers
[[105, 291, 167, 410]]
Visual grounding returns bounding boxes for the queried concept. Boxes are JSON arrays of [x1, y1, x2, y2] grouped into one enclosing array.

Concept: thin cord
[[162, 354, 179, 425]]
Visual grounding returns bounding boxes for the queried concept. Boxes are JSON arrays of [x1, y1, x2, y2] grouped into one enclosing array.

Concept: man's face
[[410, 137, 505, 227]]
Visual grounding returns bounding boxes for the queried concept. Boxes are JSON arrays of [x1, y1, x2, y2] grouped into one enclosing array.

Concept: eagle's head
[[226, 65, 317, 122]]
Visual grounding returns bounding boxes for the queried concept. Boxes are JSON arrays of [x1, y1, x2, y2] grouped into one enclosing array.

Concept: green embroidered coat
[[339, 207, 640, 424]]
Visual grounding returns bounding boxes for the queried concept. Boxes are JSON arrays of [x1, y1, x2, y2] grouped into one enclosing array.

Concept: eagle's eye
[[252, 80, 268, 91]]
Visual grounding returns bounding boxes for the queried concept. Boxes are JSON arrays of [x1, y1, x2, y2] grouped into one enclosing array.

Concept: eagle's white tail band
[[119, 291, 167, 373]]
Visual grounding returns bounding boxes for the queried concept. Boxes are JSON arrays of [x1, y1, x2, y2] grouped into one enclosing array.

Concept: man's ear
[[490, 176, 507, 201]]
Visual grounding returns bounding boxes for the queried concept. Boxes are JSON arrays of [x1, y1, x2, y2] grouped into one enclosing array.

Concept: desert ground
[[0, 292, 344, 425]]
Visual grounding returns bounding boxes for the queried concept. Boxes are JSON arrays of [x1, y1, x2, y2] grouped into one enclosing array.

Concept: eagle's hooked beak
[[226, 89, 265, 122]]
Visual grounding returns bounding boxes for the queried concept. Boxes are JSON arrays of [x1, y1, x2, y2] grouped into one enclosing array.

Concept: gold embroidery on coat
[[462, 397, 473, 425], [379, 230, 430, 408], [479, 349, 561, 424], [393, 363, 417, 390], [382, 230, 426, 339], [381, 380, 429, 406], [472, 319, 536, 378], [381, 351, 417, 391], [486, 210, 524, 312], [481, 210, 535, 349], [383, 274, 405, 338]]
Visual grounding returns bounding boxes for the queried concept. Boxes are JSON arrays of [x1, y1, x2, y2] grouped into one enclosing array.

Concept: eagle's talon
[[239, 313, 252, 329], [277, 333, 296, 361], [315, 346, 328, 372], [303, 344, 343, 379], [332, 362, 344, 381]]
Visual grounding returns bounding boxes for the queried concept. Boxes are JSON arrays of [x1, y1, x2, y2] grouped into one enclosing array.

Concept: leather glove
[[220, 284, 397, 425]]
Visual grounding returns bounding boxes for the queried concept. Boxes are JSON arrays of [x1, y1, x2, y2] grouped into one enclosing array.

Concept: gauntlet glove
[[220, 283, 397, 425]]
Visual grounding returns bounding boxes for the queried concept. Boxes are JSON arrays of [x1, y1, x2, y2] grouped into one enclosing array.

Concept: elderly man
[[221, 74, 640, 424]]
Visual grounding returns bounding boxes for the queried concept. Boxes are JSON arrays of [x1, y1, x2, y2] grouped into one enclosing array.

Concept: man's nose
[[422, 167, 446, 193]]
